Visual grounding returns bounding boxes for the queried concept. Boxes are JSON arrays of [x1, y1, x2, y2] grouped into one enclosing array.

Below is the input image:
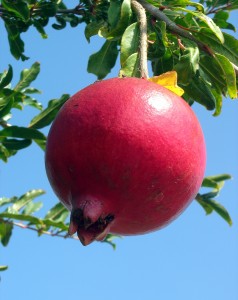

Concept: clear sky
[[1, 3, 238, 300]]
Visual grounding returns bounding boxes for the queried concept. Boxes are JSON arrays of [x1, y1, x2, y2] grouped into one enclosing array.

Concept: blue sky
[[1, 3, 238, 300]]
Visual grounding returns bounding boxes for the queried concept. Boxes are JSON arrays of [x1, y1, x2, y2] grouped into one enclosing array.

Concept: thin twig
[[131, 0, 149, 78], [137, 0, 213, 55], [206, 3, 233, 15], [0, 218, 78, 240]]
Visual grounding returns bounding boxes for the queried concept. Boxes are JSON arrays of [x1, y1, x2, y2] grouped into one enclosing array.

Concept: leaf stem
[[131, 0, 149, 79], [0, 218, 77, 240], [206, 3, 233, 15]]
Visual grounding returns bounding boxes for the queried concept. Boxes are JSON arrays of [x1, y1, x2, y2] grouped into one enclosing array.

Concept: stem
[[0, 5, 86, 16], [0, 218, 78, 240], [206, 3, 233, 15], [131, 0, 149, 79]]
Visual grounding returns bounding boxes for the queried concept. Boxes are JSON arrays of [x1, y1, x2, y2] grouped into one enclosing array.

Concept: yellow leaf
[[148, 71, 184, 96]]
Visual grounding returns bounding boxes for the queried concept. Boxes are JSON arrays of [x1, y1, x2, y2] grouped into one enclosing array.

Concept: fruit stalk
[[131, 0, 149, 79]]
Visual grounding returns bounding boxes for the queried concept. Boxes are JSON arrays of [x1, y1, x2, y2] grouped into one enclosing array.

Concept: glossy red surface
[[45, 77, 206, 245]]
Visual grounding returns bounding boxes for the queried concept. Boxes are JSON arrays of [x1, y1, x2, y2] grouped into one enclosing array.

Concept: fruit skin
[[45, 77, 206, 245]]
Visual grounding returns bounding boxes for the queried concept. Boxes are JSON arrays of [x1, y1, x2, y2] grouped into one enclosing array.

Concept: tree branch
[[137, 0, 213, 55], [137, 0, 238, 76], [131, 0, 149, 78], [0, 218, 77, 240]]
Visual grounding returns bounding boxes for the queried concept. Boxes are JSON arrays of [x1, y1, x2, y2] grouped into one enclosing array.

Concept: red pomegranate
[[45, 77, 206, 245]]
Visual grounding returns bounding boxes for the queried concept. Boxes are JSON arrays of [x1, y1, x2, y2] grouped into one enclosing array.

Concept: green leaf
[[204, 174, 232, 183], [0, 212, 44, 226], [148, 21, 166, 60], [177, 8, 224, 43], [119, 53, 140, 77], [108, 0, 122, 28], [41, 219, 68, 231], [29, 94, 70, 129], [84, 20, 106, 42], [10, 190, 45, 212], [87, 40, 118, 79], [0, 65, 13, 91], [202, 178, 220, 190], [211, 86, 225, 117], [38, 1, 57, 17], [14, 62, 40, 92], [101, 0, 132, 40], [22, 201, 43, 215], [202, 174, 231, 192], [0, 88, 28, 112], [199, 52, 237, 114], [205, 198, 232, 226], [120, 22, 139, 66], [33, 20, 48, 39], [0, 222, 13, 246], [0, 265, 8, 271], [0, 196, 18, 208], [0, 143, 16, 162], [23, 97, 43, 110], [22, 87, 41, 95], [182, 73, 216, 110], [4, 19, 29, 61], [0, 93, 14, 119], [194, 30, 238, 66], [197, 12, 224, 43], [2, 0, 30, 21], [0, 126, 46, 141], [196, 172, 232, 225], [199, 55, 227, 92], [45, 202, 69, 223], [2, 138, 32, 150], [52, 16, 66, 30], [152, 52, 175, 76], [33, 138, 46, 151], [163, 0, 196, 6], [174, 41, 199, 85], [213, 11, 236, 31], [196, 196, 213, 215], [103, 234, 122, 250], [215, 53, 237, 99]]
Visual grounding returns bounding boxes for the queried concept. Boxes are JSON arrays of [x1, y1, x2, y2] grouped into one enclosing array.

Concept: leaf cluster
[[196, 174, 232, 225], [1, 1, 238, 115], [84, 0, 238, 115], [0, 62, 69, 162], [0, 0, 110, 60]]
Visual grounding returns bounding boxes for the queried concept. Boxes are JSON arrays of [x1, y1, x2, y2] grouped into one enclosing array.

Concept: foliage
[[0, 0, 238, 270], [1, 0, 238, 113], [0, 62, 69, 161]]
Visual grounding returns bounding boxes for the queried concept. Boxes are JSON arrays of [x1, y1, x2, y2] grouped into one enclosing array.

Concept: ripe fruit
[[45, 77, 206, 246]]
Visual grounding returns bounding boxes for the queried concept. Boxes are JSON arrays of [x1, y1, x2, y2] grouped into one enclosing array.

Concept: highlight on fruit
[[45, 77, 206, 246]]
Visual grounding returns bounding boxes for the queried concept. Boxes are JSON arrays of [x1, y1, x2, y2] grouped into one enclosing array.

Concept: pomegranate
[[45, 77, 206, 245]]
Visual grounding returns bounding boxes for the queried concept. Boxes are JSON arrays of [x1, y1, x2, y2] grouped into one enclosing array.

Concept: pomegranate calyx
[[68, 209, 114, 246]]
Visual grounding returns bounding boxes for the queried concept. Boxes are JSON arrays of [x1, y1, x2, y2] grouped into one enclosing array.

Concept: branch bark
[[131, 0, 149, 78]]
